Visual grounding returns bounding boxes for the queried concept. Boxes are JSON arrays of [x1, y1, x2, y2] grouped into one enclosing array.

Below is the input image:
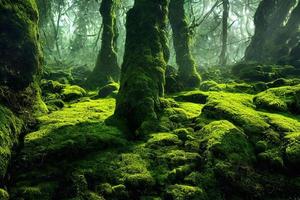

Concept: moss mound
[[254, 84, 300, 114], [7, 89, 300, 199], [0, 105, 23, 179]]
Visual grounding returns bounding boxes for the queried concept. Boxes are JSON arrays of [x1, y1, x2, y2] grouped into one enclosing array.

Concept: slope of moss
[[8, 87, 300, 199]]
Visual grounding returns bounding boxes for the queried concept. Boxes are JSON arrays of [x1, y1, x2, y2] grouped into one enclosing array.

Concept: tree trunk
[[169, 0, 201, 90], [70, 1, 88, 55], [219, 0, 229, 66], [245, 0, 297, 63], [87, 0, 120, 89], [114, 0, 169, 137], [0, 0, 41, 90]]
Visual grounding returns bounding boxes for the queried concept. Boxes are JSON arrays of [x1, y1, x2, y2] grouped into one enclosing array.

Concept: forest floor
[[6, 83, 300, 200]]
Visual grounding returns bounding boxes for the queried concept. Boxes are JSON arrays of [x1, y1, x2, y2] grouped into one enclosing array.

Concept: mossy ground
[[7, 83, 300, 199]]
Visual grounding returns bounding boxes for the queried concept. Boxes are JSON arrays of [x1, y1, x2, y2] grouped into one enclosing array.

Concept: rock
[[174, 91, 208, 104], [165, 184, 206, 200], [98, 82, 119, 98], [61, 85, 87, 101], [254, 84, 300, 114], [200, 81, 221, 91]]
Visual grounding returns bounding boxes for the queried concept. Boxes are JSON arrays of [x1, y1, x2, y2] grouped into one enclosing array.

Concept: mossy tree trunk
[[245, 0, 297, 63], [87, 0, 120, 89], [0, 0, 41, 91], [114, 0, 169, 137], [169, 0, 201, 90], [219, 0, 229, 66]]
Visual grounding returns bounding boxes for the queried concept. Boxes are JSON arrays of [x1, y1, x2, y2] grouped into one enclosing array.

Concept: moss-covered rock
[[61, 85, 87, 102], [254, 84, 300, 114], [165, 184, 206, 200], [202, 92, 270, 134], [285, 132, 300, 167], [199, 81, 221, 91], [174, 91, 208, 104], [0, 189, 9, 200], [199, 120, 254, 164], [98, 82, 119, 98]]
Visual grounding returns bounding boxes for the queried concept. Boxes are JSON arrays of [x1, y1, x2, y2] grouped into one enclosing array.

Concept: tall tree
[[245, 0, 297, 63], [169, 0, 201, 90], [114, 0, 169, 136], [86, 0, 120, 89], [0, 0, 41, 90], [219, 0, 229, 66], [69, 0, 89, 55]]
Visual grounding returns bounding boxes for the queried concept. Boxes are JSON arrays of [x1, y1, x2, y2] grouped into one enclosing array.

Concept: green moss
[[61, 85, 87, 102], [0, 105, 23, 178], [20, 98, 125, 164], [199, 120, 254, 164], [232, 63, 297, 82], [285, 132, 300, 166], [200, 81, 222, 91], [257, 149, 284, 169], [262, 112, 300, 132], [174, 91, 208, 104], [165, 184, 206, 200], [98, 82, 119, 98], [0, 0, 41, 90], [202, 92, 270, 134], [146, 133, 182, 149], [0, 189, 9, 200], [254, 84, 300, 114], [114, 0, 169, 135], [159, 150, 200, 168]]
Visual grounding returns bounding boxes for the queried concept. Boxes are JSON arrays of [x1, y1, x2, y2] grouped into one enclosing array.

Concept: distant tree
[[245, 0, 299, 63], [86, 0, 120, 89], [69, 0, 89, 55], [114, 0, 169, 136], [219, 0, 229, 66], [169, 0, 201, 90]]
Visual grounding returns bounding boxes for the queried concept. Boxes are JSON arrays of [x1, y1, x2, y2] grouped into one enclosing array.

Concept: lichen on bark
[[113, 0, 169, 137]]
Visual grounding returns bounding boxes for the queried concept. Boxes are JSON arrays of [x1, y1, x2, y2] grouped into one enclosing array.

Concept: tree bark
[[87, 0, 120, 89], [169, 0, 201, 90], [219, 0, 229, 66], [114, 0, 169, 136], [0, 0, 41, 90], [245, 0, 297, 63]]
